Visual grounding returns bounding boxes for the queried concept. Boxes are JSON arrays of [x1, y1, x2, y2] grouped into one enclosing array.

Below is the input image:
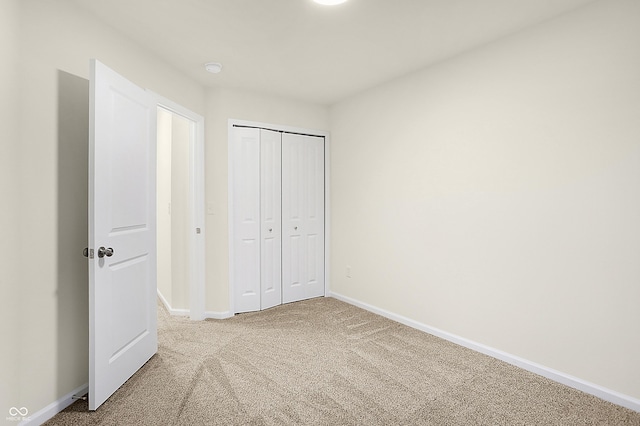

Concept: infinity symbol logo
[[9, 407, 28, 416]]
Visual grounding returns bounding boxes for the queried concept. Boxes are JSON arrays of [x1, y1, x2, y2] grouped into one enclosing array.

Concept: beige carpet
[[46, 297, 640, 425]]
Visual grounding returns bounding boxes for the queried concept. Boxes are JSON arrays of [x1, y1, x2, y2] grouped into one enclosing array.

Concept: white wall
[[205, 87, 329, 313], [12, 0, 205, 417], [0, 0, 22, 412], [330, 0, 640, 401], [170, 114, 191, 309]]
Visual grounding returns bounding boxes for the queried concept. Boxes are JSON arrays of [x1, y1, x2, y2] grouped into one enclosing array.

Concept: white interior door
[[260, 129, 282, 310], [231, 127, 261, 313], [282, 133, 325, 303], [89, 59, 158, 410]]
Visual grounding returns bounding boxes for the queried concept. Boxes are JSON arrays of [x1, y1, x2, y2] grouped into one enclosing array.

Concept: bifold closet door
[[231, 127, 261, 313], [260, 129, 282, 310], [232, 128, 282, 313], [281, 133, 325, 303]]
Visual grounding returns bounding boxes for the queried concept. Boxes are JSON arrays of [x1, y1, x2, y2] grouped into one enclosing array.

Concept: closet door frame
[[227, 119, 331, 315]]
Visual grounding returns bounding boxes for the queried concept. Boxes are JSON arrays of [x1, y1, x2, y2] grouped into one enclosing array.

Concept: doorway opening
[[154, 94, 205, 320]]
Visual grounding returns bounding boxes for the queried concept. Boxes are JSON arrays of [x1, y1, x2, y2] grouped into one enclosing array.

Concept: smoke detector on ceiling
[[204, 62, 223, 74]]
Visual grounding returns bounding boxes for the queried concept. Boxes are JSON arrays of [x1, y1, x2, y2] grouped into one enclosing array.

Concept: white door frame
[[151, 92, 206, 321], [228, 119, 331, 315]]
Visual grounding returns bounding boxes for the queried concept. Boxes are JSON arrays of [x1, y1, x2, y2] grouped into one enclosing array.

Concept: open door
[[88, 59, 158, 410]]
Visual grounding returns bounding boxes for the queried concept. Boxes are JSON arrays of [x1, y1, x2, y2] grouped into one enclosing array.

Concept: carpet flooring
[[46, 297, 640, 425]]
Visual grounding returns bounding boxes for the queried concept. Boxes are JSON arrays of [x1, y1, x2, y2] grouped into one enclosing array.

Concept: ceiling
[[69, 0, 597, 105]]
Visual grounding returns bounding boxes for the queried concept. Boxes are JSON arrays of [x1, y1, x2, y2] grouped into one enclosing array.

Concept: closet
[[231, 126, 325, 313]]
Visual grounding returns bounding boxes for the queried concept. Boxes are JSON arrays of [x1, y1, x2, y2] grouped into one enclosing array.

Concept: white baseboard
[[157, 290, 190, 317], [328, 291, 640, 413], [20, 383, 88, 425], [158, 290, 233, 319], [205, 310, 233, 320]]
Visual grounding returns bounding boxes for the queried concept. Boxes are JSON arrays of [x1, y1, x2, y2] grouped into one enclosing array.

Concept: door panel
[[282, 133, 325, 303], [305, 139, 325, 298], [89, 59, 157, 410], [260, 129, 282, 310], [231, 127, 261, 313]]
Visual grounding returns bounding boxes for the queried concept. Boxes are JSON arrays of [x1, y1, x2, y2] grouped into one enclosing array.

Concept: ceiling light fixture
[[313, 0, 348, 5], [204, 62, 223, 74]]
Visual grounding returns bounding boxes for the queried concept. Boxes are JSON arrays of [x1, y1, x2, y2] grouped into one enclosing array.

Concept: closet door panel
[[260, 129, 282, 310], [282, 138, 304, 303], [304, 137, 325, 299], [232, 128, 261, 313], [282, 133, 325, 303]]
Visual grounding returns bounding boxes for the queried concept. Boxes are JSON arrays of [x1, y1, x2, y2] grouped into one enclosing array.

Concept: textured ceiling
[[69, 0, 597, 105]]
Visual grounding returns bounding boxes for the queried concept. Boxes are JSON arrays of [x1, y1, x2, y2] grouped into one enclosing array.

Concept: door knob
[[294, 226, 298, 231], [83, 247, 89, 258], [97, 247, 114, 258]]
